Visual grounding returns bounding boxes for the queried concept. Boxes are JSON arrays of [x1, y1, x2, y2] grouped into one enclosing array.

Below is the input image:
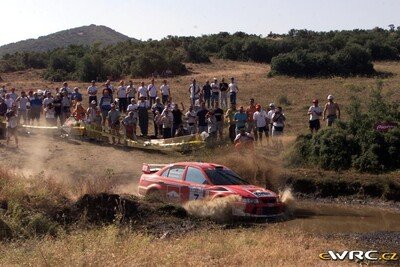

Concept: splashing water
[[279, 188, 296, 217], [183, 195, 242, 222]]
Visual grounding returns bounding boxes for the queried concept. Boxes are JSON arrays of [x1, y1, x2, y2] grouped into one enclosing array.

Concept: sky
[[1, 0, 399, 46]]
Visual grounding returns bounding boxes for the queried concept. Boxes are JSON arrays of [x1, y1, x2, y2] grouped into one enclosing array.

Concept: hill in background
[[0, 24, 136, 56]]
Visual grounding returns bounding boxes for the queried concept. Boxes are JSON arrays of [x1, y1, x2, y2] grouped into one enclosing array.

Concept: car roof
[[170, 162, 225, 170]]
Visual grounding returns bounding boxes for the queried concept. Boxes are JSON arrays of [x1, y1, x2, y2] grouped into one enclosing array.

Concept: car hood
[[210, 185, 278, 198]]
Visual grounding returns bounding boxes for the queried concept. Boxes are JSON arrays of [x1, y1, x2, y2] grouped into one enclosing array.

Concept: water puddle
[[284, 201, 400, 234]]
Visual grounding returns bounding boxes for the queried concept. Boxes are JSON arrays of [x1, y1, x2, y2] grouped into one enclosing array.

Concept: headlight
[[242, 197, 259, 204]]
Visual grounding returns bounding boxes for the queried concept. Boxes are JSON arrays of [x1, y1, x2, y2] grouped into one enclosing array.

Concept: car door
[[181, 166, 209, 202], [159, 165, 186, 202]]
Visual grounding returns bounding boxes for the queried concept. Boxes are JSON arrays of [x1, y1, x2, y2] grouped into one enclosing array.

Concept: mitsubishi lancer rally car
[[138, 162, 285, 217]]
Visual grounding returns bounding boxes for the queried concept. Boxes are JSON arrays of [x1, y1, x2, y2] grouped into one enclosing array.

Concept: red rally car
[[138, 162, 285, 217]]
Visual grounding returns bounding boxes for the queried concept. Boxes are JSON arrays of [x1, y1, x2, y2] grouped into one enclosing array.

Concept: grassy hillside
[[0, 24, 136, 56]]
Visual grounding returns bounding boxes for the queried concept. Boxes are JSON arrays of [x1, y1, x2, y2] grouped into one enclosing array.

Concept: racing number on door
[[189, 187, 204, 200]]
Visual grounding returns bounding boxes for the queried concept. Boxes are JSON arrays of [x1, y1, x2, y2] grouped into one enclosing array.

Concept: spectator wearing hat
[[87, 80, 98, 105], [219, 78, 229, 109], [271, 106, 286, 136], [160, 80, 170, 105], [308, 99, 323, 133], [117, 81, 128, 112], [210, 78, 220, 108], [71, 87, 83, 102], [229, 77, 238, 105], [323, 95, 340, 126], [202, 80, 212, 108], [253, 104, 269, 146]]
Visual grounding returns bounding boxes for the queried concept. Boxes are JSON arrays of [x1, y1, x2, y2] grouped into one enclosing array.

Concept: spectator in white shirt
[[253, 104, 269, 146], [210, 78, 220, 107], [16, 91, 29, 124], [4, 94, 14, 109], [267, 103, 276, 136], [117, 80, 128, 112], [308, 99, 323, 133], [138, 81, 148, 100], [229, 77, 239, 105], [185, 105, 197, 134], [271, 106, 286, 136], [126, 80, 136, 104], [160, 80, 170, 105], [87, 80, 98, 105], [147, 78, 158, 106], [188, 79, 201, 106], [43, 92, 54, 109], [9, 88, 18, 101]]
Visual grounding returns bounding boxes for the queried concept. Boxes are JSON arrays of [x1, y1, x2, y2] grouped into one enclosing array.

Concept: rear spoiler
[[142, 163, 168, 174]]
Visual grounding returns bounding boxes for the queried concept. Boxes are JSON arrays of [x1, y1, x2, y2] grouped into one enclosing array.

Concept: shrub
[[185, 43, 210, 63]]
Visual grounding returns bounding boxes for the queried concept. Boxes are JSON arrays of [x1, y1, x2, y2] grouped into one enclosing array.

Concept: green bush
[[185, 43, 210, 63]]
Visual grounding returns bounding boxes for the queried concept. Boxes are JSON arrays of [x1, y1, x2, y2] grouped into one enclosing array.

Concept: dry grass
[[0, 225, 354, 266]]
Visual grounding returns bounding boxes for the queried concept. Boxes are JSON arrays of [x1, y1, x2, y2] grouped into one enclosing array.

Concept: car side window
[[163, 166, 185, 180], [185, 167, 208, 184]]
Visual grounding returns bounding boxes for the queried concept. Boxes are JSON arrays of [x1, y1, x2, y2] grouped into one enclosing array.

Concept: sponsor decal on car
[[253, 191, 271, 197], [189, 187, 205, 200]]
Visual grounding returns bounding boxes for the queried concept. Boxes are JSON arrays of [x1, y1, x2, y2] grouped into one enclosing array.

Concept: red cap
[[312, 99, 318, 103]]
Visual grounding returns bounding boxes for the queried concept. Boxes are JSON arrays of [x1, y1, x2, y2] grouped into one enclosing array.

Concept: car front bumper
[[231, 202, 285, 218]]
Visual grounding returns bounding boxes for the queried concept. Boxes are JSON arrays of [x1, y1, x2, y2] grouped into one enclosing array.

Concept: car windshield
[[205, 169, 249, 185]]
